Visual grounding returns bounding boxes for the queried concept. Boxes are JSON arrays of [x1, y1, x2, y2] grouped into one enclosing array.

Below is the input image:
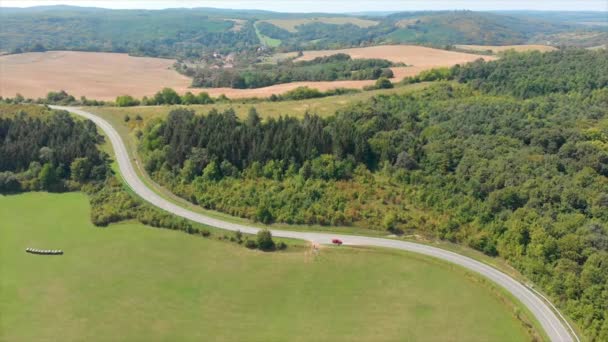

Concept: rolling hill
[[1, 6, 605, 58]]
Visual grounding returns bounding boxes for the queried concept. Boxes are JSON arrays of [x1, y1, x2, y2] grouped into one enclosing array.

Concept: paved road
[[53, 105, 575, 342]]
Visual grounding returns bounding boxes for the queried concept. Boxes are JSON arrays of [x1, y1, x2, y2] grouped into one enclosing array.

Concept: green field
[[254, 22, 282, 47], [89, 82, 430, 126], [262, 17, 379, 32], [1, 192, 534, 341]]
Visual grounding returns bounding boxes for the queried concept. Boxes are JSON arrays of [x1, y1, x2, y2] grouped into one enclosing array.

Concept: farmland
[[0, 192, 535, 341], [292, 45, 495, 80], [293, 44, 495, 64], [0, 46, 491, 101], [0, 51, 191, 100]]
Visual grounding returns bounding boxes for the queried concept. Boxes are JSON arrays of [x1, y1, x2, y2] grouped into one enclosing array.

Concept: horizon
[[1, 1, 607, 13]]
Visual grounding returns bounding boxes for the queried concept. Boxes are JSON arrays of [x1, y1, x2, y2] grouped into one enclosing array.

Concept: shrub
[[383, 212, 397, 231], [255, 204, 273, 224], [257, 229, 275, 251], [245, 239, 258, 249], [116, 95, 140, 107], [375, 77, 393, 89], [0, 171, 21, 193]]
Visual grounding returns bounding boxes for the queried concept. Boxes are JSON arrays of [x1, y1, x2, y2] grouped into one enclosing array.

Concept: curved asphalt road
[[53, 105, 575, 342]]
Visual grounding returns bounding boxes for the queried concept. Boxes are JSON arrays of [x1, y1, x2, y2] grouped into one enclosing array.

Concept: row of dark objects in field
[[26, 248, 63, 255]]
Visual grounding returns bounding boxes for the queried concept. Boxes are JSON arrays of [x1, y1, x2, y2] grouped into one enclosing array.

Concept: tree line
[[185, 53, 394, 89], [0, 109, 109, 192], [1, 86, 370, 108]]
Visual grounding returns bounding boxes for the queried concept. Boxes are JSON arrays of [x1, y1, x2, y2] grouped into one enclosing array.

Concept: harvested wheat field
[[295, 45, 495, 66], [0, 46, 493, 101], [454, 44, 557, 53], [0, 51, 192, 100]]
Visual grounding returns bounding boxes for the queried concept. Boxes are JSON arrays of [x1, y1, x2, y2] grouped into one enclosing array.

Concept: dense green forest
[[455, 49, 608, 98], [138, 49, 608, 340], [2, 6, 604, 59], [0, 7, 259, 58], [0, 108, 110, 191], [180, 53, 394, 88], [0, 105, 198, 234]]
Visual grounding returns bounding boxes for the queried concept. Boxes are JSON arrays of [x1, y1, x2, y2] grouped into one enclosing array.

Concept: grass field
[[0, 192, 535, 341], [261, 17, 379, 32], [254, 22, 282, 47], [87, 82, 429, 126]]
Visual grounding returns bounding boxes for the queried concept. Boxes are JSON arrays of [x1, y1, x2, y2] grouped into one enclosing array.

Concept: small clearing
[[262, 17, 379, 32]]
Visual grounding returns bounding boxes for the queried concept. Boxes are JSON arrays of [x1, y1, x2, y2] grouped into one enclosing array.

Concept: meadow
[[88, 82, 430, 125], [0, 192, 535, 341], [262, 17, 379, 32]]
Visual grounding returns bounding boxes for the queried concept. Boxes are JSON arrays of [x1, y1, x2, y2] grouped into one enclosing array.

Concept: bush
[[116, 95, 140, 107], [256, 229, 275, 251], [255, 204, 273, 224], [0, 171, 21, 193], [276, 241, 287, 250], [245, 239, 258, 249], [383, 212, 397, 231], [375, 77, 393, 89]]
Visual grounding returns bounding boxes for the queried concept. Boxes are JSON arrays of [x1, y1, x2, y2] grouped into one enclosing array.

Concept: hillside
[[0, 6, 260, 58], [384, 11, 567, 45], [1, 6, 604, 59]]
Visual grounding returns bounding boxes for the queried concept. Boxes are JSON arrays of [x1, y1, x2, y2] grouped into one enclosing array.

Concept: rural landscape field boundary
[[52, 105, 577, 342]]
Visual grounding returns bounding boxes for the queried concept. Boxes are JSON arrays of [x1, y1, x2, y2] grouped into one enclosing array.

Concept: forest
[[138, 49, 608, 340], [0, 106, 199, 235], [0, 7, 260, 58], [182, 54, 395, 89], [0, 108, 109, 192]]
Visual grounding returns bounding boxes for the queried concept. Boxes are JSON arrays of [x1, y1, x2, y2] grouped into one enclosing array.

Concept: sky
[[1, 0, 607, 12]]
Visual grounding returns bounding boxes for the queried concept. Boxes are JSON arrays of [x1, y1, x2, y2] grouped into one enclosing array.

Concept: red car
[[332, 239, 343, 245]]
